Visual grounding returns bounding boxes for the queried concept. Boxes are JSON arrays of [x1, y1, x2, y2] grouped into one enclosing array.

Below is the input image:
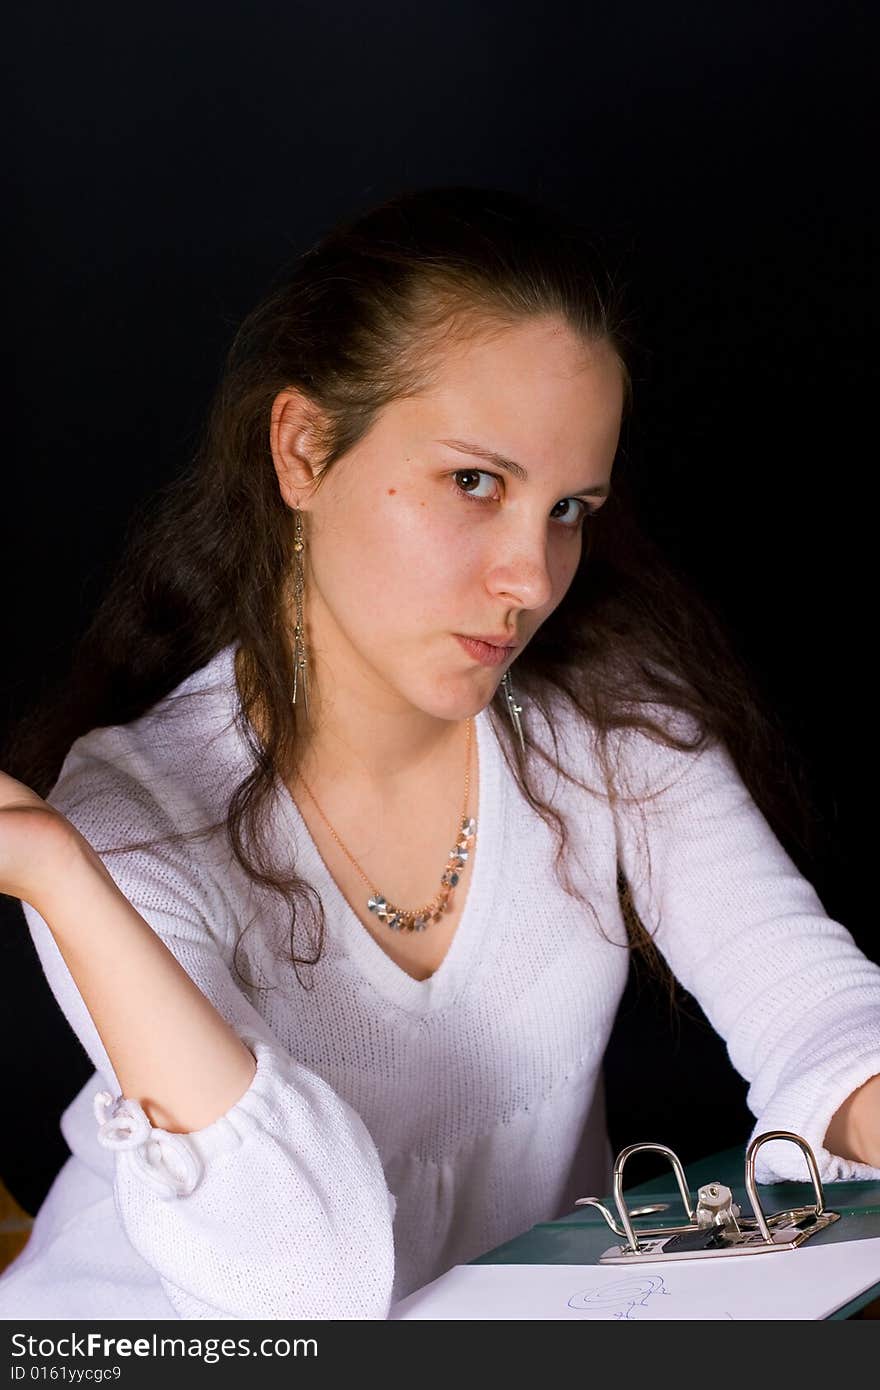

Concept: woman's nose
[[484, 532, 554, 612]]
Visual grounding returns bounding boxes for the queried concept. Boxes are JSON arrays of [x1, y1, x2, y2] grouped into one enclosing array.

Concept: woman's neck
[[235, 644, 471, 795], [294, 710, 470, 800]]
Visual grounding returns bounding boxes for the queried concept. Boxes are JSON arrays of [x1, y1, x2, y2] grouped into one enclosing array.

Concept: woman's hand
[[0, 770, 82, 911]]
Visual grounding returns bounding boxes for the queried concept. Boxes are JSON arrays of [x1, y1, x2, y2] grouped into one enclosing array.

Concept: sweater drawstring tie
[[93, 1090, 203, 1200]]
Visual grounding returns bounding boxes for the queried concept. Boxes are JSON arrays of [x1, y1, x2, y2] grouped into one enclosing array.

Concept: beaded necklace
[[296, 718, 475, 933]]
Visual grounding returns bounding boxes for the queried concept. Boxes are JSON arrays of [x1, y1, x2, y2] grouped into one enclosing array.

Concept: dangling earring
[[291, 509, 311, 719], [500, 669, 525, 753]]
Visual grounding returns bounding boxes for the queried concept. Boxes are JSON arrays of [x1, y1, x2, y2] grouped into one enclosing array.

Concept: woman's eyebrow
[[434, 437, 611, 497]]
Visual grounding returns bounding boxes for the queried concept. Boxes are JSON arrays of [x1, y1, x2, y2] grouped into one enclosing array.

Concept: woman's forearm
[[824, 1072, 880, 1168], [35, 829, 256, 1134]]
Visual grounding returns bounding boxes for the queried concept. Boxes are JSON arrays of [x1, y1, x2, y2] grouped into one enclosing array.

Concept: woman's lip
[[454, 634, 516, 667]]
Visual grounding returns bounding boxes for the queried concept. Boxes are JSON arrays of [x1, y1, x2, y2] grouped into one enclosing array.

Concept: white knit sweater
[[1, 643, 879, 1321]]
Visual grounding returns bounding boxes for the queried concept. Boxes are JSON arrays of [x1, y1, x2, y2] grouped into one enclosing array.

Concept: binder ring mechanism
[[575, 1131, 840, 1264]]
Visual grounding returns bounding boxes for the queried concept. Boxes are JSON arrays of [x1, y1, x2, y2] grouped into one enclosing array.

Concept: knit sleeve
[[21, 729, 396, 1319], [611, 715, 880, 1185]]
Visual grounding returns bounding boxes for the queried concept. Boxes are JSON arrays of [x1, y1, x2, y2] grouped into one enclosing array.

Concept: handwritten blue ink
[[568, 1274, 671, 1320]]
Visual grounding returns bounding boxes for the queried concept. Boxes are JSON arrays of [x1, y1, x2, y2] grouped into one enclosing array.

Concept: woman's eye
[[451, 469, 499, 503], [549, 497, 588, 527]]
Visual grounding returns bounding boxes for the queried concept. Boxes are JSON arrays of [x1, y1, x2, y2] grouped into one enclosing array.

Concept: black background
[[2, 1, 873, 1215]]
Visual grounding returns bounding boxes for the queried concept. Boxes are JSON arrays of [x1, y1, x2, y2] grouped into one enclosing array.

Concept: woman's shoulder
[[48, 644, 245, 844], [525, 674, 713, 804]]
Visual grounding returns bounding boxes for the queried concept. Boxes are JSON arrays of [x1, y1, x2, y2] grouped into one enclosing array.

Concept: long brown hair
[[3, 185, 821, 989]]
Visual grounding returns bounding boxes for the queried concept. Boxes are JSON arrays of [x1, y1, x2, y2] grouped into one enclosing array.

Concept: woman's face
[[277, 313, 623, 724]]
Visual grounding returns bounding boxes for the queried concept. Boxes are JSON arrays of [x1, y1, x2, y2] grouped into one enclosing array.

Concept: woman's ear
[[269, 389, 326, 509]]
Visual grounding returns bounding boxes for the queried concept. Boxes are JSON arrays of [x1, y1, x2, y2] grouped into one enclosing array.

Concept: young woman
[[0, 187, 878, 1320]]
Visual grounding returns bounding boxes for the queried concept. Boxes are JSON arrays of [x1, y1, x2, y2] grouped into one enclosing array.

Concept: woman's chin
[[410, 683, 498, 724]]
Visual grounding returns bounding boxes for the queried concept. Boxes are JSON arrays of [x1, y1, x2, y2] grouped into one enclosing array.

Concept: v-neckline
[[271, 706, 504, 1015]]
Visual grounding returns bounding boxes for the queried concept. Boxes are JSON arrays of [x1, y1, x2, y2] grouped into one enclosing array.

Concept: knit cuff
[[750, 1050, 880, 1185], [93, 1031, 279, 1200]]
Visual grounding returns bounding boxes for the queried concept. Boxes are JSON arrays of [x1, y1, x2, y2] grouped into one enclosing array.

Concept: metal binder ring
[[612, 1142, 696, 1252], [745, 1130, 827, 1243]]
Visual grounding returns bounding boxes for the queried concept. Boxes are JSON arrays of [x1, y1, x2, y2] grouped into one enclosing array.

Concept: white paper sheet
[[390, 1235, 880, 1320]]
